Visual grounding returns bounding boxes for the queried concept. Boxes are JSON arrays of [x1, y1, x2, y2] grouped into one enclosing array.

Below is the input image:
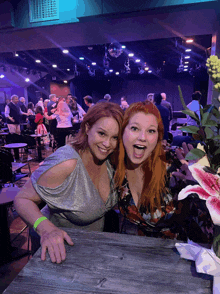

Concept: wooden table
[[3, 229, 212, 293], [4, 143, 27, 161]]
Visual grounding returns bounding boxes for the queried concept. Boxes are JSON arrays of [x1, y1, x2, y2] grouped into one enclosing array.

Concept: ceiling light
[[148, 70, 152, 73], [15, 53, 19, 57], [109, 69, 113, 72], [186, 39, 193, 43], [121, 45, 126, 49], [144, 67, 149, 71], [184, 68, 188, 71], [64, 80, 68, 83], [135, 59, 141, 63], [184, 61, 189, 64], [52, 64, 57, 68], [67, 68, 70, 71], [25, 78, 30, 82], [184, 65, 188, 68], [35, 60, 41, 63], [79, 57, 84, 60], [115, 72, 119, 75], [185, 49, 192, 52], [91, 62, 96, 66], [63, 49, 69, 54], [0, 74, 5, 78], [128, 53, 134, 57], [184, 56, 190, 59]]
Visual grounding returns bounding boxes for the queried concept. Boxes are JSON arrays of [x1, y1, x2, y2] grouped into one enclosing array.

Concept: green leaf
[[185, 149, 206, 161], [214, 149, 220, 156], [202, 120, 218, 127], [178, 86, 188, 110], [201, 112, 211, 125], [179, 126, 200, 134], [205, 127, 214, 139], [212, 107, 220, 119], [181, 110, 200, 122]]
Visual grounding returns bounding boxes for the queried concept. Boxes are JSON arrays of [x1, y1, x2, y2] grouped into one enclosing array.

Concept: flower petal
[[189, 164, 220, 197], [178, 185, 211, 201], [206, 196, 220, 225]]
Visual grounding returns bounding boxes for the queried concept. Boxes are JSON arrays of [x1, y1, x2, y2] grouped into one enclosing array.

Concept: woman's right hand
[[40, 227, 74, 263]]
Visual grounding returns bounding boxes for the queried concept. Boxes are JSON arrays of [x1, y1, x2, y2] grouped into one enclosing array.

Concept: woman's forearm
[[14, 198, 57, 236]]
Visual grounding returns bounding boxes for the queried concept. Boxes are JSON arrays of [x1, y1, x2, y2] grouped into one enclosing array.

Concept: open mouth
[[133, 144, 146, 158], [98, 146, 109, 154]]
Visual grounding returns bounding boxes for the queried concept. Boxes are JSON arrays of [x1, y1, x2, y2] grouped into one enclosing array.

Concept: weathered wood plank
[[4, 229, 212, 294]]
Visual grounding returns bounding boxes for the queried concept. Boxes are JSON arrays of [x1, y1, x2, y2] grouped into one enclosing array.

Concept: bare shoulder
[[37, 159, 77, 188]]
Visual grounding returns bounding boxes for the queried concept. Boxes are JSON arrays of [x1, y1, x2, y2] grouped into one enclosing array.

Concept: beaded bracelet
[[33, 216, 47, 231]]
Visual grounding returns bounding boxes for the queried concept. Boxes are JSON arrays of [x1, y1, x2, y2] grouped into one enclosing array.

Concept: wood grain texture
[[4, 229, 212, 294]]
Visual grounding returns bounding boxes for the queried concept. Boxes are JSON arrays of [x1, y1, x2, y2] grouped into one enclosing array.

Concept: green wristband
[[33, 216, 47, 231]]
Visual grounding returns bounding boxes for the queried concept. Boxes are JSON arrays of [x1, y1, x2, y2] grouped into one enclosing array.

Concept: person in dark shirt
[[154, 93, 169, 141]]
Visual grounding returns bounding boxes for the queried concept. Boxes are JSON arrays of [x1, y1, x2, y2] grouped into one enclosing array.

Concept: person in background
[[120, 96, 129, 110], [27, 102, 36, 133], [83, 95, 94, 109], [154, 93, 169, 141], [14, 102, 123, 263], [99, 94, 111, 103], [18, 97, 28, 132], [35, 106, 47, 136], [45, 99, 73, 148], [146, 93, 154, 103], [186, 91, 202, 127], [43, 99, 50, 132], [161, 93, 173, 123], [5, 94, 28, 135], [35, 98, 45, 112], [66, 93, 73, 106], [69, 96, 86, 122], [47, 94, 58, 150]]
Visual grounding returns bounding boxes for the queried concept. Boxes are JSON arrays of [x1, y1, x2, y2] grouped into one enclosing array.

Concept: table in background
[[30, 134, 44, 161], [4, 143, 27, 161], [3, 228, 212, 294]]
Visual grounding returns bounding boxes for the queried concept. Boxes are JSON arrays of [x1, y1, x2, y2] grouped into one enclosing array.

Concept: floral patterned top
[[118, 176, 214, 244]]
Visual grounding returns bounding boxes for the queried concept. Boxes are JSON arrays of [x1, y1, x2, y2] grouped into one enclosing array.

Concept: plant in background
[[178, 85, 220, 173]]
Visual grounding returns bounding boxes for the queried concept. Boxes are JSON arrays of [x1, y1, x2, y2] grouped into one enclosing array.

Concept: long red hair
[[114, 101, 167, 214]]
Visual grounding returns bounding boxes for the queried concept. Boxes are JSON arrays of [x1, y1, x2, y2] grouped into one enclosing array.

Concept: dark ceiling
[[0, 34, 211, 82]]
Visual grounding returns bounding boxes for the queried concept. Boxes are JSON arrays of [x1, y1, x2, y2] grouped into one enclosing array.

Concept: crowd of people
[[8, 89, 213, 265]]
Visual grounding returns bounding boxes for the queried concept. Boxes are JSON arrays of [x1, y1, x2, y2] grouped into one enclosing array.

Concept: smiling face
[[86, 117, 119, 162], [123, 112, 158, 168]]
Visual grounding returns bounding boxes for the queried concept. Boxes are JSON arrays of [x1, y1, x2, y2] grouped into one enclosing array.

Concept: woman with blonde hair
[[45, 97, 74, 148]]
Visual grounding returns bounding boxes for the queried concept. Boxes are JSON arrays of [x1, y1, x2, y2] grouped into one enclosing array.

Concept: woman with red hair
[[114, 101, 214, 242]]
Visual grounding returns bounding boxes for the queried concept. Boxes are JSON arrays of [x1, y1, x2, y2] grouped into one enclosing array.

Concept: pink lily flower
[[178, 164, 220, 225]]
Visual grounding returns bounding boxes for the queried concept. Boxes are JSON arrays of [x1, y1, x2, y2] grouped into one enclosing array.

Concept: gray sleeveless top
[[31, 144, 118, 231]]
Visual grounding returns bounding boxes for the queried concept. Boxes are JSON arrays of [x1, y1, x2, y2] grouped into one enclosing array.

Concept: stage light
[[186, 39, 193, 43], [0, 74, 5, 78], [63, 49, 69, 54], [135, 59, 141, 63], [128, 53, 134, 57], [25, 78, 30, 82], [64, 80, 68, 83], [121, 45, 126, 49], [115, 72, 119, 75], [67, 68, 70, 71], [184, 68, 188, 71], [79, 57, 84, 60], [148, 70, 152, 73], [109, 69, 113, 72], [91, 62, 96, 66], [184, 61, 189, 64], [144, 67, 149, 71], [14, 52, 19, 57], [52, 64, 57, 68], [185, 49, 192, 52], [185, 56, 190, 59], [184, 65, 188, 68], [35, 60, 41, 63]]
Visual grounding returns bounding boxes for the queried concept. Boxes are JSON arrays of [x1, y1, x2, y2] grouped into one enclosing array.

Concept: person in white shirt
[[186, 91, 202, 127], [45, 98, 73, 148]]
